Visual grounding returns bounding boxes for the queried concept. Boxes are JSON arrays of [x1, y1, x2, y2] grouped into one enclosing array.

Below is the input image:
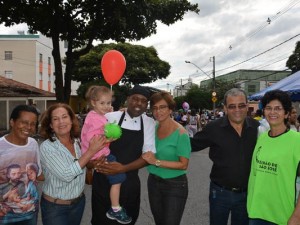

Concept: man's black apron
[[91, 112, 144, 225]]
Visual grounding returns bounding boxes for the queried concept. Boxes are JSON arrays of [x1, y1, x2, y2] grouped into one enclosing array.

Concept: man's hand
[[92, 155, 125, 175]]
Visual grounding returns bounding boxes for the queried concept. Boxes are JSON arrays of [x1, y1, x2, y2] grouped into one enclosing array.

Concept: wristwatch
[[155, 160, 161, 167]]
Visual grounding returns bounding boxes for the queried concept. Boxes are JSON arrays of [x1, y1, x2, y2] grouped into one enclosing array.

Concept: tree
[[0, 1, 199, 103], [185, 86, 211, 110], [73, 43, 170, 86], [174, 79, 239, 111], [286, 41, 300, 74]]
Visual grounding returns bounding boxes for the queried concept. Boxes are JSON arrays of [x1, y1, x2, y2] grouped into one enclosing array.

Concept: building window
[[39, 53, 43, 62], [248, 84, 256, 93], [4, 71, 13, 79], [64, 41, 68, 49], [48, 57, 51, 65], [5, 51, 12, 60], [39, 72, 43, 89]]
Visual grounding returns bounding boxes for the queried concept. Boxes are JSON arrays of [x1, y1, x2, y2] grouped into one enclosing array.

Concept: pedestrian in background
[[247, 90, 300, 225], [142, 91, 191, 225], [191, 88, 259, 225], [186, 109, 198, 137], [288, 106, 299, 131], [39, 103, 107, 225]]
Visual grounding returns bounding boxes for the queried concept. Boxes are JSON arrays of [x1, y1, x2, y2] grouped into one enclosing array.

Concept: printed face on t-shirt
[[8, 168, 22, 183]]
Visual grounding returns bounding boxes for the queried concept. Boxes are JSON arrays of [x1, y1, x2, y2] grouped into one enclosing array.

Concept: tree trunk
[[64, 39, 74, 104], [51, 33, 65, 102]]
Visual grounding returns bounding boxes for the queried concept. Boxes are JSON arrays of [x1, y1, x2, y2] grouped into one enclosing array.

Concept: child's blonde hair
[[85, 85, 112, 109]]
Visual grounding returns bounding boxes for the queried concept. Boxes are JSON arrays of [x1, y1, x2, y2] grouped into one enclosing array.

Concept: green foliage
[[73, 43, 170, 85], [185, 86, 211, 110], [174, 79, 239, 111], [286, 41, 300, 74], [77, 80, 130, 111], [0, 0, 199, 103], [174, 95, 186, 110], [214, 79, 240, 104]]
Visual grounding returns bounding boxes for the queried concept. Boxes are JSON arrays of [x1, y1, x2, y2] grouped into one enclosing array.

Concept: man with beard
[[1, 164, 25, 199], [90, 85, 156, 225]]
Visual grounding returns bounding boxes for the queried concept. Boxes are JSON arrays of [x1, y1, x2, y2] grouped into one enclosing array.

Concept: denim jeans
[[40, 194, 85, 225], [5, 213, 37, 225], [147, 173, 188, 225], [209, 181, 248, 225], [249, 219, 277, 225]]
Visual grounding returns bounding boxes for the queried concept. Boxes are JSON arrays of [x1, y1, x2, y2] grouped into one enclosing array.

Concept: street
[[37, 149, 212, 225]]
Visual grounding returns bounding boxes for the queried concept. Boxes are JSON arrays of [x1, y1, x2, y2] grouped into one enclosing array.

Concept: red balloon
[[101, 50, 126, 85]]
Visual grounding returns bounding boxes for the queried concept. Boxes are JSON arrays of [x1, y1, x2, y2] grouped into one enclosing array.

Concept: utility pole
[[180, 79, 183, 96], [212, 56, 216, 114]]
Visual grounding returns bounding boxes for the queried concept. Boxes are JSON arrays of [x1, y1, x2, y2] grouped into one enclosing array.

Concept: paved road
[[38, 149, 212, 225]]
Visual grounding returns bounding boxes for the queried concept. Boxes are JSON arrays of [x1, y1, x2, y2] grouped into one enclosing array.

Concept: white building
[[173, 78, 197, 97], [0, 32, 79, 95]]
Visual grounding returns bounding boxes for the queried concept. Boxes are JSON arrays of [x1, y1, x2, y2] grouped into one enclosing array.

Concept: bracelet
[[155, 160, 161, 167]]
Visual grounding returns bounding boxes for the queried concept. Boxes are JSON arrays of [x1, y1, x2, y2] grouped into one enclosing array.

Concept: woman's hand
[[88, 135, 108, 154], [142, 151, 156, 165]]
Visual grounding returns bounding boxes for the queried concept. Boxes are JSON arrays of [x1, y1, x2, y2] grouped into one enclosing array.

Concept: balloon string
[[110, 85, 112, 91]]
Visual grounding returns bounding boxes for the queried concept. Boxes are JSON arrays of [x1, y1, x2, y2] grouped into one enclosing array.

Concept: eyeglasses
[[264, 106, 284, 113], [152, 105, 169, 112], [226, 104, 247, 110]]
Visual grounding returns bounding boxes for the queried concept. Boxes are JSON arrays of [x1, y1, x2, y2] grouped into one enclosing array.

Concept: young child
[[81, 85, 131, 224]]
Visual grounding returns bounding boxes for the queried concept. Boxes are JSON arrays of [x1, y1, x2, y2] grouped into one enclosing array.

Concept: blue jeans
[[249, 219, 277, 225], [40, 194, 85, 225], [5, 213, 37, 225], [147, 173, 188, 225], [209, 181, 248, 225]]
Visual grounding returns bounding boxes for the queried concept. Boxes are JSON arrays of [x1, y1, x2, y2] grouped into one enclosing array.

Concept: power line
[[194, 0, 300, 74], [215, 33, 300, 73]]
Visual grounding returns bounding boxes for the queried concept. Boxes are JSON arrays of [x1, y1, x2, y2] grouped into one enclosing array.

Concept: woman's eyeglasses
[[152, 105, 169, 112], [264, 106, 284, 113]]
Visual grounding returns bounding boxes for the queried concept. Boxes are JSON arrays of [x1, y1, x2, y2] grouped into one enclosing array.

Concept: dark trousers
[[40, 194, 85, 225], [148, 173, 188, 225], [4, 213, 37, 225], [209, 181, 248, 225], [91, 172, 141, 225], [249, 219, 277, 225]]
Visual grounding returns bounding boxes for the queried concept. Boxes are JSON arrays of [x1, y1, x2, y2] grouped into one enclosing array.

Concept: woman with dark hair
[[0, 105, 41, 225], [247, 90, 300, 225], [39, 103, 107, 225], [142, 91, 191, 225]]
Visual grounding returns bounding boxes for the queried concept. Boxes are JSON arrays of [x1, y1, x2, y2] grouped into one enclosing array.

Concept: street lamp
[[185, 60, 216, 113], [185, 61, 212, 79]]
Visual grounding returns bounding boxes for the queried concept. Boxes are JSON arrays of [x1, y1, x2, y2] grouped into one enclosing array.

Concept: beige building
[[0, 33, 79, 95]]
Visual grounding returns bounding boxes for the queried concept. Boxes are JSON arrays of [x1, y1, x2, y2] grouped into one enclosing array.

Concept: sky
[[1, 0, 300, 93]]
